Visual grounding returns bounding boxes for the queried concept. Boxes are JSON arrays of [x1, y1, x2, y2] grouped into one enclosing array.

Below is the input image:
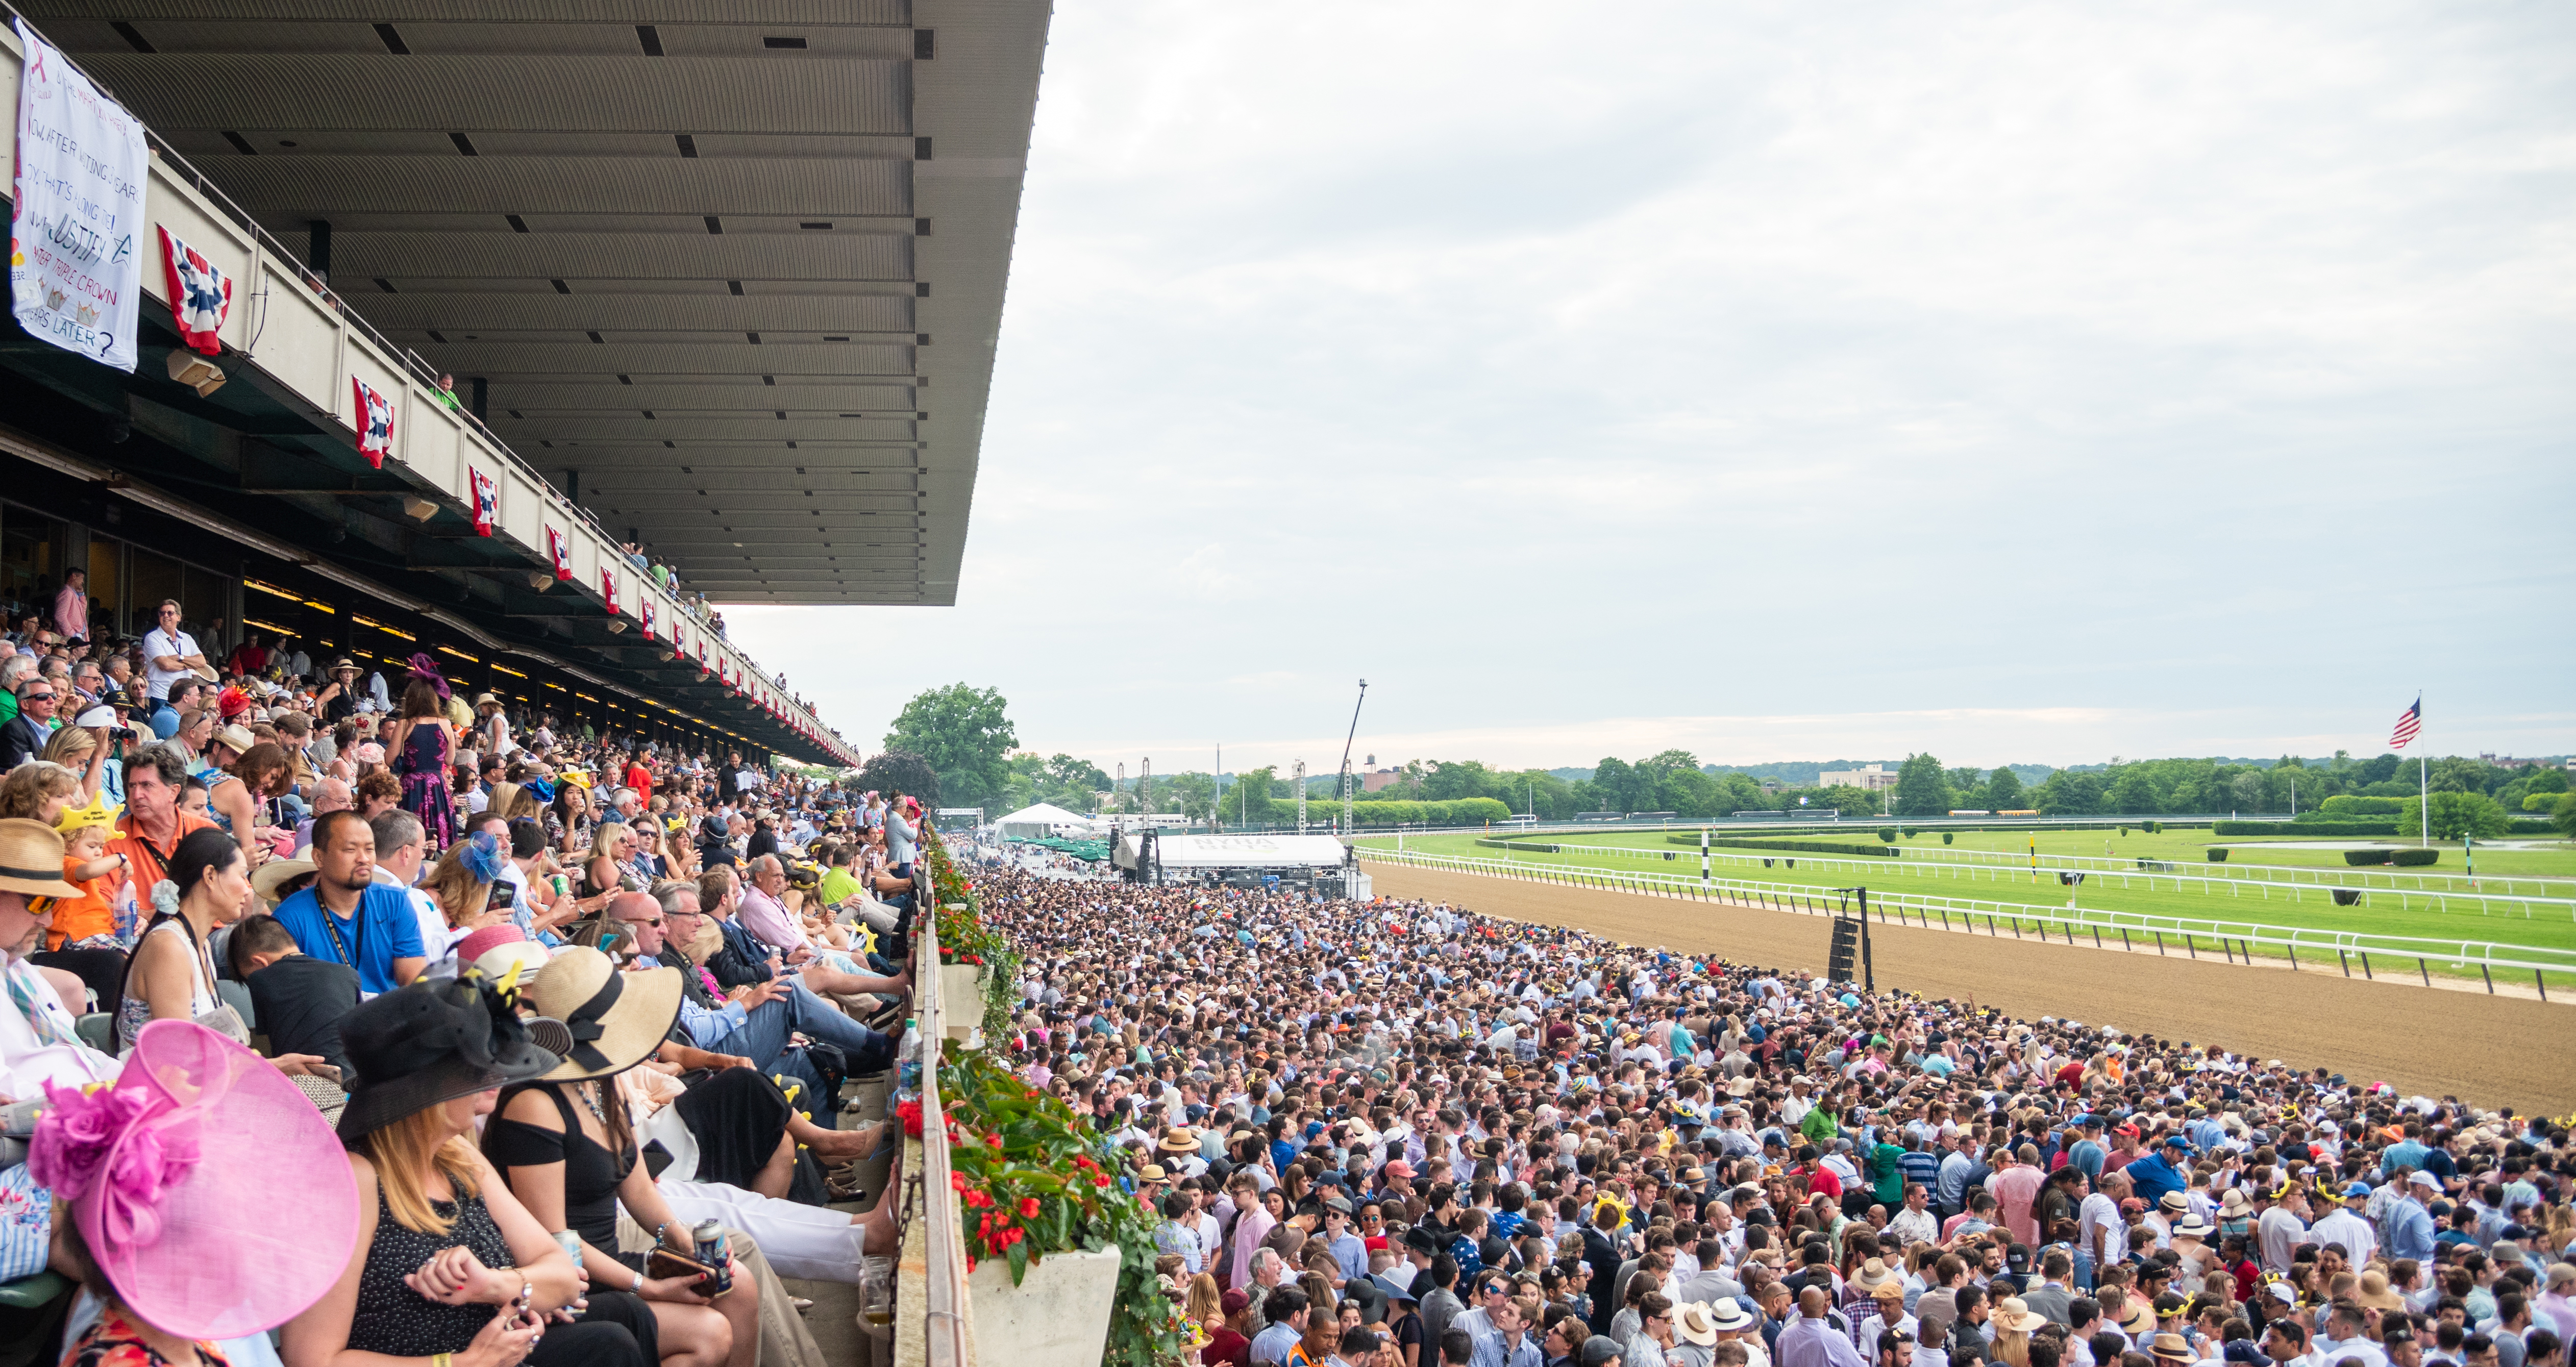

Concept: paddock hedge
[[2212, 821, 2398, 836], [2389, 849, 2440, 866]]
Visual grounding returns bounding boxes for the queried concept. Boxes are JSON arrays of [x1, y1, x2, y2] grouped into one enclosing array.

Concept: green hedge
[[2506, 817, 2556, 836], [1710, 837, 1897, 858], [2207, 849, 2228, 861], [1474, 838, 1563, 854], [2318, 795, 2408, 816], [2343, 850, 2392, 866], [2213, 821, 2398, 836], [2389, 849, 2440, 866], [1342, 798, 1515, 826]]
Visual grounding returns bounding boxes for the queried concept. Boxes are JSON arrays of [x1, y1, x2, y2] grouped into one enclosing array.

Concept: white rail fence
[[1437, 836, 2576, 918], [1357, 847, 2576, 998]]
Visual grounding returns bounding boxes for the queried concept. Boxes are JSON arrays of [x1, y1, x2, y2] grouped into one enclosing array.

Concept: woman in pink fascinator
[[30, 1019, 361, 1362]]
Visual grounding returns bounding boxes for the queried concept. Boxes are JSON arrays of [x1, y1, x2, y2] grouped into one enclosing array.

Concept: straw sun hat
[[521, 945, 683, 1082], [0, 818, 83, 898]]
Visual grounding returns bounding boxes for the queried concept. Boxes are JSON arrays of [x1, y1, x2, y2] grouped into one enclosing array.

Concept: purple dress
[[397, 719, 456, 848]]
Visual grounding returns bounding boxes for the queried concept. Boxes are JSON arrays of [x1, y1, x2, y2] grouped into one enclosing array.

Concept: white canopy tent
[[1147, 834, 1350, 869], [994, 802, 1093, 840]]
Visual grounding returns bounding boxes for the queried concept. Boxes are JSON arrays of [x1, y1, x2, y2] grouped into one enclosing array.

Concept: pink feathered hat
[[30, 1020, 359, 1338]]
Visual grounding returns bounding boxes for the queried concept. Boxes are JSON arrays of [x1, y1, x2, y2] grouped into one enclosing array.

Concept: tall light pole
[[1296, 759, 1308, 834]]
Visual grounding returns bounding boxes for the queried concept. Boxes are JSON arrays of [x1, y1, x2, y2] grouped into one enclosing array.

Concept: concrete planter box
[[937, 963, 989, 1040], [963, 1244, 1121, 1364]]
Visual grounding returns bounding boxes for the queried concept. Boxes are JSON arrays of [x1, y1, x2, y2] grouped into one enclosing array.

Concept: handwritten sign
[[10, 19, 145, 371]]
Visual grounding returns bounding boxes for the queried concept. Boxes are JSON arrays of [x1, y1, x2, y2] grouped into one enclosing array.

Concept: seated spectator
[[0, 816, 117, 1095], [283, 973, 651, 1367], [30, 1020, 359, 1365], [232, 910, 361, 1076], [117, 826, 256, 1052], [485, 945, 754, 1366], [271, 810, 427, 996]]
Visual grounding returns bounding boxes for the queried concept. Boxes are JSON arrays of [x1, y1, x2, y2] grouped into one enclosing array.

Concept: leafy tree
[[1591, 757, 1640, 813], [1890, 753, 1953, 817], [885, 683, 1018, 806], [1945, 766, 1986, 798], [2107, 767, 2160, 814], [1986, 766, 2025, 809], [2038, 771, 2104, 816], [2556, 791, 2576, 839], [1167, 771, 1217, 822], [1233, 765, 1279, 825], [1044, 754, 1110, 796], [855, 748, 940, 808], [2399, 791, 2509, 840], [2228, 771, 2268, 812]]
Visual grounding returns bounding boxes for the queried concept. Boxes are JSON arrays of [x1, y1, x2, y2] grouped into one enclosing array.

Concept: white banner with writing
[[10, 19, 145, 371]]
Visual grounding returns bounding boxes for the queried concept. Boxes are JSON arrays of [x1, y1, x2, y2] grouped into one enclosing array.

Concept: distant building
[[2479, 753, 2560, 770], [1817, 764, 1899, 792], [1361, 767, 1403, 792], [1758, 779, 1783, 794]]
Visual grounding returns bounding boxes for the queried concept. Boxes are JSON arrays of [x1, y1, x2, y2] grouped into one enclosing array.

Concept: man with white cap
[[2388, 1171, 2441, 1261]]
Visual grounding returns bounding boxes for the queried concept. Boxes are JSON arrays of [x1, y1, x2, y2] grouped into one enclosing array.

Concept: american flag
[[2389, 695, 2421, 750]]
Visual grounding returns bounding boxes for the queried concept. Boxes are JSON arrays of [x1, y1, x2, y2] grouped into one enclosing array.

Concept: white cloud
[[728, 1, 2576, 768]]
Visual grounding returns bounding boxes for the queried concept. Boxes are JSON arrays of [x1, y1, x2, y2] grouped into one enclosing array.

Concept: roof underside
[[22, 0, 1047, 606]]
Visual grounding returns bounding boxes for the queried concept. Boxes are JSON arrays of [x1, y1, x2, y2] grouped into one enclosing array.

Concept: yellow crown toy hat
[[54, 788, 120, 835]]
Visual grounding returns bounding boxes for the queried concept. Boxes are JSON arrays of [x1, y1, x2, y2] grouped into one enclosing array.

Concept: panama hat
[[1996, 1297, 2048, 1334], [1675, 1303, 1722, 1347], [522, 945, 683, 1082], [2117, 1299, 2158, 1336], [28, 1020, 360, 1339], [1850, 1258, 1899, 1294], [336, 970, 560, 1140], [2218, 1188, 2254, 1219], [0, 817, 83, 898], [2149, 1334, 2195, 1362], [1160, 1127, 1203, 1155], [2172, 1213, 2215, 1239], [253, 857, 319, 909], [1708, 1301, 1757, 1333]]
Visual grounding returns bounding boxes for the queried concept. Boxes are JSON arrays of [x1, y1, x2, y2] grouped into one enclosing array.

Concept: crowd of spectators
[[0, 609, 931, 1367], [965, 870, 2576, 1367]]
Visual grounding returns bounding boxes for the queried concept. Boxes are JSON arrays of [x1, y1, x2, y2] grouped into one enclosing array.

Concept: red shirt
[[625, 761, 653, 796]]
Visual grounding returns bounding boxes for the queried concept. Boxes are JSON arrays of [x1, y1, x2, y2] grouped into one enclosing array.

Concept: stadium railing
[[1355, 846, 2576, 996], [902, 901, 976, 1367]]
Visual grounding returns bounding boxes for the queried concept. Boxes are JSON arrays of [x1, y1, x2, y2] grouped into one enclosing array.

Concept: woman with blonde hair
[[0, 757, 84, 824], [423, 828, 517, 936], [38, 719, 111, 804], [286, 973, 653, 1367]]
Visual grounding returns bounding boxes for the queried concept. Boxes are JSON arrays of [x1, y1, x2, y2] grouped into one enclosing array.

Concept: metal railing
[[1356, 846, 2576, 993], [1447, 836, 2576, 919], [0, 13, 853, 765], [910, 894, 974, 1367]]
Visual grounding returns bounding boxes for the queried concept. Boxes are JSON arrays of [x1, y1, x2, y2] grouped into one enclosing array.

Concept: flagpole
[[2419, 688, 2429, 849]]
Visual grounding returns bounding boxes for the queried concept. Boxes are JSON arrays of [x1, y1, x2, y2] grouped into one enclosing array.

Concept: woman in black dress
[[283, 971, 652, 1367], [484, 945, 755, 1367]]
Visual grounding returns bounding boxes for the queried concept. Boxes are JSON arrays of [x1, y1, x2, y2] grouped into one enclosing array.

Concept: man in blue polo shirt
[[2124, 1134, 2194, 1207], [273, 809, 427, 997]]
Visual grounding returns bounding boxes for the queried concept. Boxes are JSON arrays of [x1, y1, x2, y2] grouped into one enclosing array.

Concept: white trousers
[[657, 1178, 865, 1284]]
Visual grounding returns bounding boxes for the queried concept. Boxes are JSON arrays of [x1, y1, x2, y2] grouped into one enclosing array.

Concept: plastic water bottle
[[896, 1018, 922, 1095]]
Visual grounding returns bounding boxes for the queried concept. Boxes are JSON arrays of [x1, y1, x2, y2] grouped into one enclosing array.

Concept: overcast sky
[[729, 1, 2575, 775]]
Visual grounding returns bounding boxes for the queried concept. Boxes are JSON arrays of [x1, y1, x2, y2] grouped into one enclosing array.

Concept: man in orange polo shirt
[[109, 742, 218, 902]]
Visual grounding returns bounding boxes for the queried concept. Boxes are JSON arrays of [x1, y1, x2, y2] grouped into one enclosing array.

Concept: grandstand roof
[[21, 0, 1050, 606]]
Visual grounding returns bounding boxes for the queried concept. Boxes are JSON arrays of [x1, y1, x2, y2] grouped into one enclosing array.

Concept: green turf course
[[1353, 827, 2576, 965]]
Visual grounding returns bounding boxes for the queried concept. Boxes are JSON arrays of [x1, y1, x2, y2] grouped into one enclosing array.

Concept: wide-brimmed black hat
[[336, 969, 560, 1140]]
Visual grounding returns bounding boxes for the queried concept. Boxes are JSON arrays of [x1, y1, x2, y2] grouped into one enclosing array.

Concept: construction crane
[[1335, 680, 1368, 835]]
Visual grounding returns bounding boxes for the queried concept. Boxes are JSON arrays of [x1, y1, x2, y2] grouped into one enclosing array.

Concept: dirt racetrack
[[1366, 863, 2576, 1116]]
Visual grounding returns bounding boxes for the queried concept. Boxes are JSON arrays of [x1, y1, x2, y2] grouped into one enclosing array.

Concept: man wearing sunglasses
[[0, 677, 60, 769]]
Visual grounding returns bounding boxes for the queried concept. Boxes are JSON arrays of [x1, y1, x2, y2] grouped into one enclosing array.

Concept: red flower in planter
[[897, 1098, 924, 1137], [1019, 1197, 1041, 1219]]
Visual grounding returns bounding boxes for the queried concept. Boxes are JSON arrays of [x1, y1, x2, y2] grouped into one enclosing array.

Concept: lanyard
[[318, 896, 367, 976]]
